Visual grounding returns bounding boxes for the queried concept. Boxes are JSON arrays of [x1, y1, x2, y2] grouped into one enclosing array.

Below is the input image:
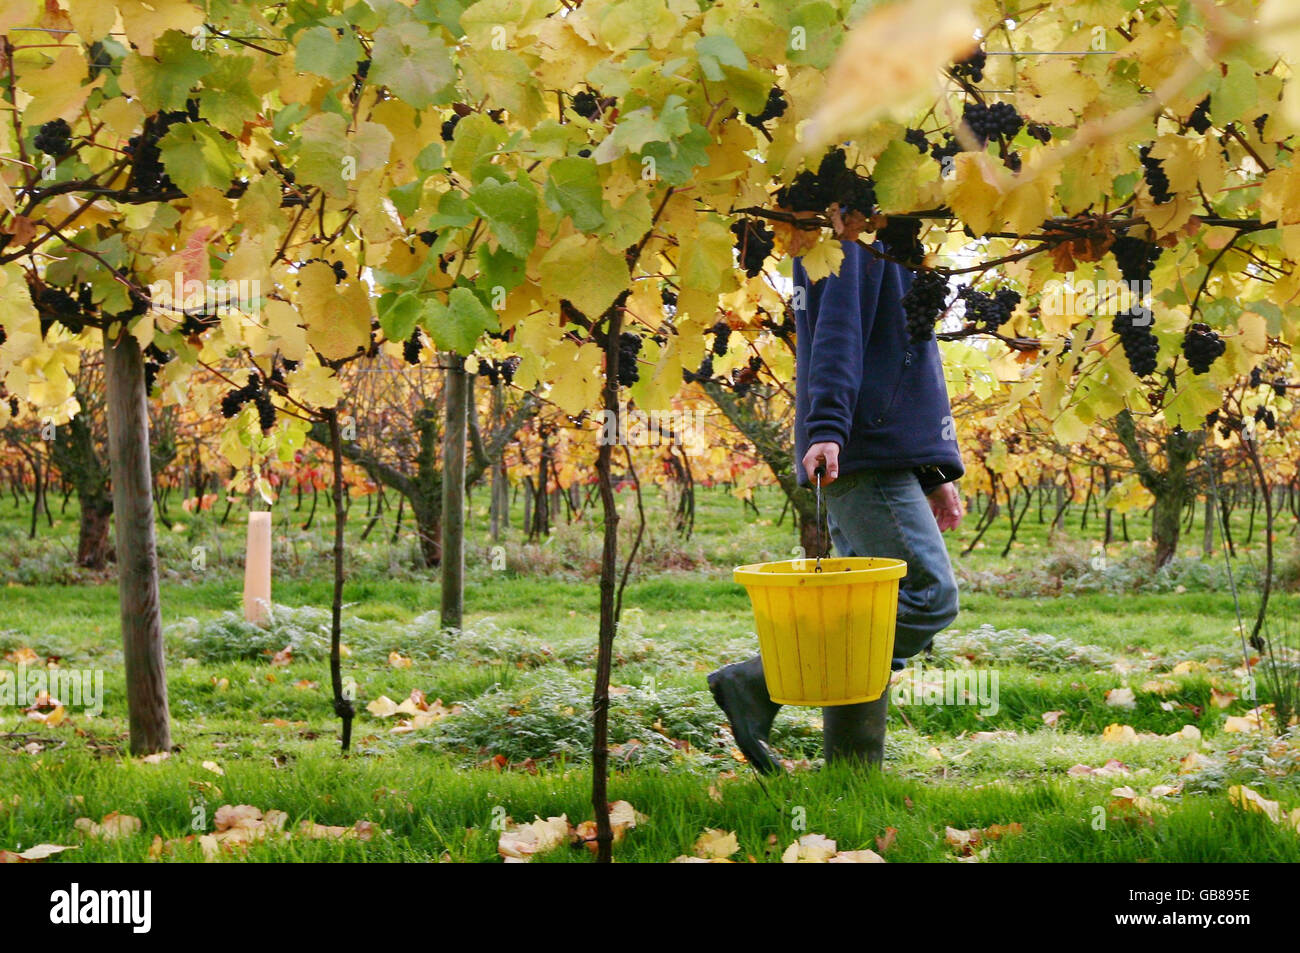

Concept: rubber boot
[[708, 654, 783, 775], [822, 690, 889, 768]]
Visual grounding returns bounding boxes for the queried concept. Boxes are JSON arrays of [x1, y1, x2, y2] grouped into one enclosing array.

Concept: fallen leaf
[[201, 761, 224, 776], [875, 826, 898, 853], [693, 828, 739, 859], [781, 833, 838, 863], [1105, 687, 1137, 709], [74, 812, 141, 840], [1041, 710, 1064, 727], [498, 815, 572, 862]]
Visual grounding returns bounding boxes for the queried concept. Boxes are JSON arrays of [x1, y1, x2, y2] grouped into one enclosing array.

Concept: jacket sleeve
[[800, 240, 873, 449]]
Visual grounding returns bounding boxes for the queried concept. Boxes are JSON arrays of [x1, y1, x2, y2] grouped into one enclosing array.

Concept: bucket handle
[[813, 466, 829, 572]]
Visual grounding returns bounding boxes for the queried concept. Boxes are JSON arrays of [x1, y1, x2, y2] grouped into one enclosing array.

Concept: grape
[[441, 114, 460, 141], [744, 87, 787, 127], [617, 331, 642, 386], [958, 284, 1021, 332], [1140, 145, 1173, 204], [748, 355, 762, 372], [905, 128, 928, 153], [774, 147, 875, 215], [962, 102, 1023, 143], [1182, 322, 1226, 374], [660, 287, 677, 310], [930, 133, 961, 167], [902, 270, 949, 345], [331, 260, 347, 283], [1254, 113, 1269, 137], [1026, 122, 1052, 144], [730, 218, 775, 277], [952, 47, 986, 83], [33, 285, 84, 336], [500, 355, 520, 384], [220, 378, 261, 419], [571, 90, 601, 120], [577, 148, 591, 157], [878, 216, 924, 269], [7, 396, 17, 417], [1004, 151, 1022, 173], [1188, 96, 1212, 134], [33, 119, 71, 157], [1111, 306, 1160, 377], [402, 329, 423, 365], [710, 321, 732, 356], [253, 387, 276, 431], [417, 230, 437, 247], [1274, 379, 1289, 397], [1110, 234, 1163, 284]]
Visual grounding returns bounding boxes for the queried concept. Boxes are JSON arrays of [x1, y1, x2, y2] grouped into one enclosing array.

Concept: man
[[709, 237, 965, 773]]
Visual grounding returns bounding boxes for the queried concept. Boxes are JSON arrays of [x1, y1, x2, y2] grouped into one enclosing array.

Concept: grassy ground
[[1, 483, 1299, 862]]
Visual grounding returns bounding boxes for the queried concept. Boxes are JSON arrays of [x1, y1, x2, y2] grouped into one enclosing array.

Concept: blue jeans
[[820, 467, 960, 669]]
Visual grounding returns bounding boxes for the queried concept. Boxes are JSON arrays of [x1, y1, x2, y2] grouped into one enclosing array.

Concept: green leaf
[[468, 177, 539, 259], [639, 124, 713, 185], [294, 112, 350, 199], [378, 290, 423, 342], [476, 244, 525, 296], [158, 123, 239, 194], [295, 26, 365, 82], [370, 25, 454, 108], [544, 158, 605, 231], [122, 31, 212, 113], [420, 286, 500, 355], [696, 35, 749, 81], [197, 55, 260, 136]]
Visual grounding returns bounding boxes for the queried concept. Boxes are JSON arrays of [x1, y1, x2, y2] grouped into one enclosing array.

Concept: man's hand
[[802, 441, 841, 486], [927, 482, 964, 532]]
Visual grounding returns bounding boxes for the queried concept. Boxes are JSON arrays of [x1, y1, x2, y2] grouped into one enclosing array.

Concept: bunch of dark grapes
[[877, 216, 925, 269], [744, 87, 787, 127], [125, 108, 196, 195], [253, 387, 276, 431], [220, 378, 259, 418], [929, 133, 961, 167], [33, 285, 85, 336], [1254, 113, 1269, 138], [904, 128, 928, 153], [774, 147, 875, 215], [1139, 145, 1173, 204], [500, 355, 520, 384], [730, 218, 775, 277], [957, 285, 1021, 332], [1250, 366, 1263, 387], [710, 321, 732, 356], [962, 102, 1023, 143], [617, 332, 642, 386], [1111, 306, 1160, 377], [417, 230, 438, 247], [1004, 151, 1022, 173], [661, 287, 677, 311], [143, 343, 171, 395], [178, 311, 220, 336], [402, 329, 423, 365], [902, 270, 950, 345], [1110, 234, 1163, 283], [34, 119, 71, 157], [951, 47, 986, 83], [683, 355, 714, 384], [1181, 322, 1226, 374], [1187, 96, 1212, 134], [440, 114, 460, 142], [1026, 122, 1052, 144], [571, 90, 602, 120], [1254, 406, 1277, 431]]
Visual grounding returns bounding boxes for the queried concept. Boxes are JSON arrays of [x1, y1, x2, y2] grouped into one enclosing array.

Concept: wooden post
[[103, 328, 171, 755], [441, 354, 467, 630], [243, 510, 272, 623]]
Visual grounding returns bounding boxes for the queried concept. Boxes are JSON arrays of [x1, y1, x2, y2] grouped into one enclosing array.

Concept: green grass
[[1, 484, 1299, 862]]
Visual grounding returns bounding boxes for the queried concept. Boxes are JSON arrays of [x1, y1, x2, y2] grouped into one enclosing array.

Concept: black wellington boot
[[822, 690, 889, 768], [708, 654, 783, 775]]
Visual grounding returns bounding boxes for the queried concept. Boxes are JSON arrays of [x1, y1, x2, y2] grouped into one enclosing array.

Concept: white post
[[243, 511, 272, 624]]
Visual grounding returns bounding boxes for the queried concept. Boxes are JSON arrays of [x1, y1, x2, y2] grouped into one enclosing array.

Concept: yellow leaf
[[797, 0, 977, 158], [17, 47, 105, 125], [692, 828, 739, 859], [296, 262, 371, 363], [799, 238, 845, 283]]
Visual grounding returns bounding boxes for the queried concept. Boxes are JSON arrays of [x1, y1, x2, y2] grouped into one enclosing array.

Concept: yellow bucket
[[733, 557, 907, 706]]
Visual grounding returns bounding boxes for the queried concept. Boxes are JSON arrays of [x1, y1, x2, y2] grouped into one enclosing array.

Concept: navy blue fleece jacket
[[792, 239, 964, 491]]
